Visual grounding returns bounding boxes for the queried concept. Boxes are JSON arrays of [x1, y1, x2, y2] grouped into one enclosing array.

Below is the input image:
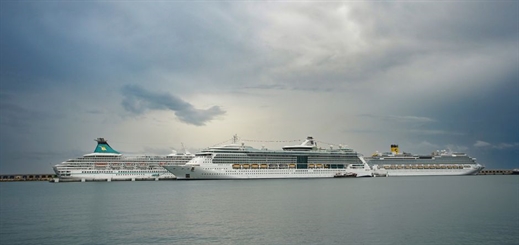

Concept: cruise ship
[[52, 138, 194, 180], [163, 136, 372, 179], [367, 144, 484, 177]]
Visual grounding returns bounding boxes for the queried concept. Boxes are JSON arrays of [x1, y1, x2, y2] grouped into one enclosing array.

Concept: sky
[[1, 1, 518, 174]]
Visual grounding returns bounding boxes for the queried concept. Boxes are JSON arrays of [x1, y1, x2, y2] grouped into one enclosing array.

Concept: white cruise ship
[[52, 138, 194, 181], [163, 136, 372, 179], [367, 144, 484, 177]]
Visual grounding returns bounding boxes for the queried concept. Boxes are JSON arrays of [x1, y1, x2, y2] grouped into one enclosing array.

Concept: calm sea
[[1, 176, 518, 245]]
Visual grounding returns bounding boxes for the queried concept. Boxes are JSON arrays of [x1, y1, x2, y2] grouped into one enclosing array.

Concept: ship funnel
[[94, 138, 121, 154], [390, 144, 399, 154]]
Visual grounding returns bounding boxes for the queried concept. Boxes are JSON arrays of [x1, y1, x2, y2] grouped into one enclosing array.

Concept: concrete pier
[[0, 174, 57, 182], [478, 169, 516, 175], [1, 170, 516, 182], [48, 177, 176, 183], [0, 174, 177, 182]]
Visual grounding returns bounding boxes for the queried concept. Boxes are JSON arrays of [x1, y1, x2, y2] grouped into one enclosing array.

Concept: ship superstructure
[[52, 138, 194, 180], [367, 144, 484, 176], [163, 136, 372, 179]]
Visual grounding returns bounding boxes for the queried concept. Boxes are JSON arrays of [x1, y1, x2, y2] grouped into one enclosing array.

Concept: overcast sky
[[1, 1, 518, 174]]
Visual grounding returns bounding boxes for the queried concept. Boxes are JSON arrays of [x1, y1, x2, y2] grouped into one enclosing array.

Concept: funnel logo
[[101, 146, 106, 151]]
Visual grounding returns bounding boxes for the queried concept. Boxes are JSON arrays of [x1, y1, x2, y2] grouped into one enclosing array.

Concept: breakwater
[[0, 174, 57, 182], [478, 169, 516, 175], [1, 169, 516, 182]]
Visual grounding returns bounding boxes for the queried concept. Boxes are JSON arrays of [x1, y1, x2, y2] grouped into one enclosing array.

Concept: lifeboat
[[418, 166, 424, 169], [316, 164, 323, 168], [260, 164, 268, 169], [412, 165, 418, 169], [441, 165, 447, 169], [242, 164, 250, 169], [251, 164, 259, 169], [289, 164, 296, 168], [405, 165, 411, 169], [446, 165, 453, 169], [268, 164, 278, 169], [232, 164, 240, 169], [309, 164, 315, 168]]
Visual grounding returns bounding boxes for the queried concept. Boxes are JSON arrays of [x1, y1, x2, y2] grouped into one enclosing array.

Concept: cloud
[[389, 115, 436, 123], [121, 85, 225, 126], [0, 2, 518, 173], [445, 144, 468, 153], [407, 129, 463, 136], [474, 140, 519, 150], [359, 114, 436, 123], [494, 143, 519, 150], [474, 140, 491, 147], [416, 141, 440, 150]]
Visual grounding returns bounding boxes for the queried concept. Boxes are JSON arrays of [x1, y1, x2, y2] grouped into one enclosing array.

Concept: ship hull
[[164, 165, 372, 179], [54, 168, 176, 180], [373, 167, 482, 177]]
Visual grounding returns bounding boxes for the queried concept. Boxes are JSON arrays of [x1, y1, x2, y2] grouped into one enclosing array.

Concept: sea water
[[0, 176, 518, 245]]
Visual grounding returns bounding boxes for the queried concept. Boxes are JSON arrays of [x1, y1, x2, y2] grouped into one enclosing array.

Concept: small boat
[[333, 172, 357, 178]]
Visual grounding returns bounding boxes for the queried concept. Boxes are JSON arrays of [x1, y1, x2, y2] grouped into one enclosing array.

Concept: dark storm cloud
[[0, 2, 253, 92], [0, 93, 55, 130], [359, 114, 436, 123], [0, 2, 111, 91], [425, 74, 519, 143], [253, 2, 519, 92], [0, 1, 517, 174], [121, 85, 225, 126]]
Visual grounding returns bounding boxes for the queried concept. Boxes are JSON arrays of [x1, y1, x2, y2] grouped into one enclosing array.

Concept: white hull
[[57, 169, 176, 180], [164, 165, 372, 180], [372, 166, 483, 177]]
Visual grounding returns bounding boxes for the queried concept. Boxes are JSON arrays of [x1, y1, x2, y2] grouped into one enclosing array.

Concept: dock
[[477, 169, 517, 175], [0, 174, 57, 182], [0, 174, 177, 182], [48, 177, 176, 183], [1, 169, 516, 182]]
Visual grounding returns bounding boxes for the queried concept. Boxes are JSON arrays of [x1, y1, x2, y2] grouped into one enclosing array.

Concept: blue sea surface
[[1, 176, 518, 245]]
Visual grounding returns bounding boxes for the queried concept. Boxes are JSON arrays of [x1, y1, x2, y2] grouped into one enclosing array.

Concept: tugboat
[[333, 172, 357, 178]]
